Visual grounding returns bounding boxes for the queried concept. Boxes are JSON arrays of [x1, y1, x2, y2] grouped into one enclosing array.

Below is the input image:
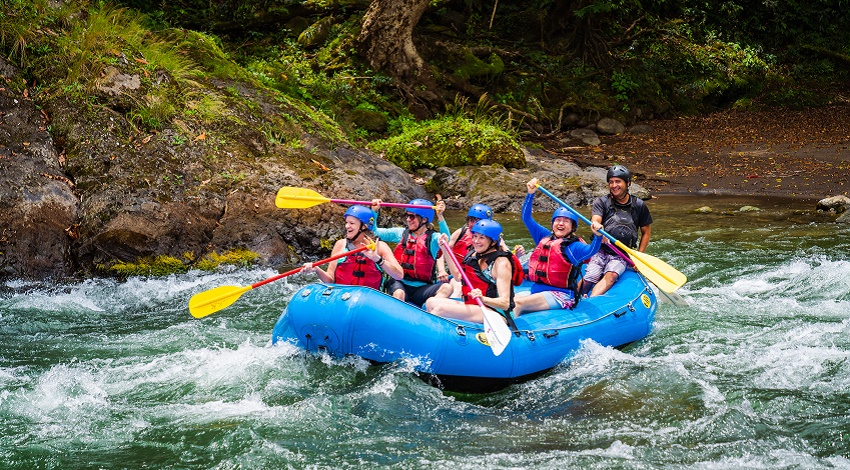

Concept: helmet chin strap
[[346, 222, 368, 243]]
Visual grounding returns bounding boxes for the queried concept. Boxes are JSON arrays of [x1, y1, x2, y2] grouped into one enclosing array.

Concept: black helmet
[[607, 165, 631, 183]]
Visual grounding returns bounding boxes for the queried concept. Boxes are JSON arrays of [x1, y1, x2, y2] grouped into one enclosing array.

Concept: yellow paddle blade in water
[[189, 285, 252, 318], [615, 241, 687, 293], [275, 187, 330, 209]]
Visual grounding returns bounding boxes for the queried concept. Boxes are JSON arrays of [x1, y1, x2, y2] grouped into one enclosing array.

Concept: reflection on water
[[3, 194, 850, 468]]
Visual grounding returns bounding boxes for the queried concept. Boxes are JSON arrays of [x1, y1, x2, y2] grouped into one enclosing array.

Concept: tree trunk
[[358, 0, 440, 117]]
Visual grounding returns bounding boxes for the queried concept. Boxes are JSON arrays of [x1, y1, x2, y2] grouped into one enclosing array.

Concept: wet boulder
[[0, 58, 78, 278], [817, 195, 850, 213]]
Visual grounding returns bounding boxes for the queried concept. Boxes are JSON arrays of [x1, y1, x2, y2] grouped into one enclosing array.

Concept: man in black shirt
[[585, 165, 653, 296]]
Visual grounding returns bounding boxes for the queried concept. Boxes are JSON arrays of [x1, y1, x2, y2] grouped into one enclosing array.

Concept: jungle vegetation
[[2, 0, 848, 146]]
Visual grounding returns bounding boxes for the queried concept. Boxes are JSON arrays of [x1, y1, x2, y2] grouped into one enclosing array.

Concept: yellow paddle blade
[[189, 285, 252, 318], [615, 242, 687, 293], [275, 187, 330, 209]]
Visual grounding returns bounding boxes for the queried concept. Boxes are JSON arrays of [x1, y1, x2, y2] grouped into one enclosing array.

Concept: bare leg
[[425, 297, 486, 323], [590, 271, 619, 297], [513, 293, 550, 316], [449, 279, 462, 298], [392, 288, 406, 301], [432, 282, 454, 299]]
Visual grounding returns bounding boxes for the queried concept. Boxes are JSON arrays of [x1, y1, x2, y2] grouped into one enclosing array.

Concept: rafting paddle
[[439, 240, 511, 356], [536, 185, 687, 293], [606, 240, 688, 306], [189, 241, 376, 318], [276, 187, 436, 210]]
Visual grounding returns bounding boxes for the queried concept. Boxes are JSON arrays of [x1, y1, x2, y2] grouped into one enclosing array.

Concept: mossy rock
[[351, 108, 388, 132], [372, 117, 525, 171]]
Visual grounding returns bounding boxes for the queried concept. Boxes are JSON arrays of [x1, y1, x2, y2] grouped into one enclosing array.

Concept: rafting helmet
[[344, 205, 375, 231], [607, 165, 632, 183], [551, 207, 578, 232], [467, 203, 493, 220], [406, 199, 435, 223], [471, 219, 502, 242]]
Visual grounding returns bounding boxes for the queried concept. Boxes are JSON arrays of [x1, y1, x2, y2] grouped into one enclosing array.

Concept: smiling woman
[[513, 178, 604, 316]]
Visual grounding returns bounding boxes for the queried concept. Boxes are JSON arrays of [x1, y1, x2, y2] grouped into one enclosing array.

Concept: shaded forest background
[[124, 0, 850, 123], [4, 0, 849, 149]]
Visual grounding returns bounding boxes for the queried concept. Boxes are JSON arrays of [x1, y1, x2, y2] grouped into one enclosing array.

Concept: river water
[[3, 194, 850, 468]]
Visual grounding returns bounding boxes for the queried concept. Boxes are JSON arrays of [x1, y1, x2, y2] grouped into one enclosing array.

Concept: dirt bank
[[550, 104, 850, 199]]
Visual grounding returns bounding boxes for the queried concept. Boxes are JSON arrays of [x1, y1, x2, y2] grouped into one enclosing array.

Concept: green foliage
[[610, 71, 640, 112], [4, 0, 847, 150], [107, 255, 188, 277], [628, 22, 776, 111], [454, 52, 505, 80], [371, 116, 525, 172], [102, 248, 259, 276], [194, 248, 259, 270]]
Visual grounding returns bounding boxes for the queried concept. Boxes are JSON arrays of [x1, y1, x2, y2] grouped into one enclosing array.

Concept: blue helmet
[[470, 219, 502, 242], [552, 207, 578, 229], [467, 203, 493, 220], [344, 205, 375, 231], [406, 199, 435, 223]]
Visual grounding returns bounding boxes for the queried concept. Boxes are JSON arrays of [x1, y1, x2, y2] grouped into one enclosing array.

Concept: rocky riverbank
[[0, 55, 623, 280], [3, 51, 848, 281]]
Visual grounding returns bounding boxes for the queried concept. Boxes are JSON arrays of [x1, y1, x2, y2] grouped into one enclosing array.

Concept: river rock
[[837, 212, 850, 223], [739, 205, 761, 212], [0, 59, 78, 278], [596, 118, 626, 135], [569, 128, 601, 146], [693, 206, 713, 213], [816, 195, 850, 213], [628, 124, 653, 134]]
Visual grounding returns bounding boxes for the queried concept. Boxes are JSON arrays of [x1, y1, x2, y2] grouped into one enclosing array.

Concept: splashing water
[[3, 195, 850, 468]]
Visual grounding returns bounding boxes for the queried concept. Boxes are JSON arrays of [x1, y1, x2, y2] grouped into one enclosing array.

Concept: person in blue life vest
[[585, 164, 653, 297], [513, 178, 603, 315], [425, 219, 515, 323], [301, 205, 404, 288], [371, 197, 450, 307]]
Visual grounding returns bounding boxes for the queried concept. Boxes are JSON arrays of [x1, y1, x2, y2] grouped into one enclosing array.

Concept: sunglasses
[[405, 213, 419, 220]]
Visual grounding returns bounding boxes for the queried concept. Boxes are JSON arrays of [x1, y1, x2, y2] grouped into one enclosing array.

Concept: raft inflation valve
[[341, 293, 351, 301], [456, 325, 466, 336], [301, 289, 312, 297]]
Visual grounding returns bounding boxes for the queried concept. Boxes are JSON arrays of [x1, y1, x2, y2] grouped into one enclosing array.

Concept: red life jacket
[[334, 243, 384, 289], [527, 235, 579, 288], [456, 230, 524, 287], [452, 226, 473, 259], [509, 252, 525, 286], [461, 249, 515, 314], [394, 229, 439, 282]]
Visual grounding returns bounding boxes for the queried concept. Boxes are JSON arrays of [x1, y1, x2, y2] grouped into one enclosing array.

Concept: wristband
[[376, 257, 384, 266]]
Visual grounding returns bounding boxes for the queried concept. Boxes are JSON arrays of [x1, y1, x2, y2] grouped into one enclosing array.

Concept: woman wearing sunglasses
[[372, 198, 450, 307]]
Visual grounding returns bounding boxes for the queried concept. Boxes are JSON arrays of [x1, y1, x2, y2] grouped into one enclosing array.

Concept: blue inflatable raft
[[271, 270, 657, 393]]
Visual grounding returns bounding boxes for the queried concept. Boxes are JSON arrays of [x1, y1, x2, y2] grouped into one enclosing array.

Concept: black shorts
[[386, 280, 444, 307]]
